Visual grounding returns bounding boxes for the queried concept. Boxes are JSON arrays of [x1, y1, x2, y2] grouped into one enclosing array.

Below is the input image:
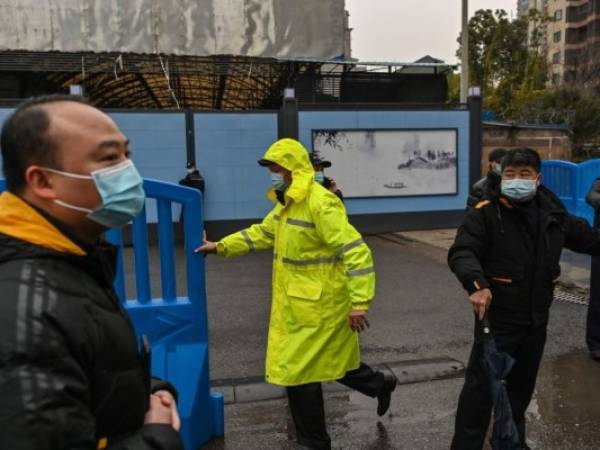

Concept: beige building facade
[[521, 0, 600, 85], [546, 0, 568, 85]]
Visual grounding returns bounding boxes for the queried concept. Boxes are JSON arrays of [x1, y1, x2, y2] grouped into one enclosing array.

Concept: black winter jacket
[[0, 224, 182, 449], [449, 186, 600, 326], [586, 177, 600, 212]]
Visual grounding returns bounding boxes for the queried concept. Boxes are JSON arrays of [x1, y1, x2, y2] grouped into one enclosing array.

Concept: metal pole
[[278, 89, 299, 140], [460, 0, 469, 103], [468, 89, 483, 187], [185, 110, 196, 167]]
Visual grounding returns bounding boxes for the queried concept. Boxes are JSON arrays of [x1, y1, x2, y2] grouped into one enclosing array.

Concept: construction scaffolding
[[0, 51, 455, 109]]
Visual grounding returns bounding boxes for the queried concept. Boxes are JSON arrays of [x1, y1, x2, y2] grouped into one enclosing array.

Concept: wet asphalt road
[[124, 234, 597, 449], [202, 351, 600, 450], [201, 235, 591, 381]]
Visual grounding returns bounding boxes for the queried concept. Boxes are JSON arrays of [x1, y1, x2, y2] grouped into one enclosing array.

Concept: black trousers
[[450, 319, 547, 450], [588, 254, 600, 352], [286, 363, 385, 450]]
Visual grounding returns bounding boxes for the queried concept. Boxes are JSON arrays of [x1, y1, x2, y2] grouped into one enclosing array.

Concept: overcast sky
[[345, 0, 517, 64]]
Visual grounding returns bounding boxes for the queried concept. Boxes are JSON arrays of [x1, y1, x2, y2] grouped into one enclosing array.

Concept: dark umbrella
[[481, 317, 521, 450]]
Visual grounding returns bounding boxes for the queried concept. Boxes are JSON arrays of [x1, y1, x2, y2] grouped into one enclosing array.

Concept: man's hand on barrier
[[153, 390, 181, 431], [195, 231, 217, 254], [470, 288, 492, 320], [144, 394, 175, 428], [349, 310, 370, 333]]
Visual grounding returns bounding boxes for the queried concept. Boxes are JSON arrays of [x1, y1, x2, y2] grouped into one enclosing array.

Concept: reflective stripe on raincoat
[[216, 138, 376, 386]]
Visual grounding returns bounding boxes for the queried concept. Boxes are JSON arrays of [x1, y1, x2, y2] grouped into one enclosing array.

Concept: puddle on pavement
[[527, 351, 600, 449], [328, 391, 395, 449], [533, 352, 600, 426]]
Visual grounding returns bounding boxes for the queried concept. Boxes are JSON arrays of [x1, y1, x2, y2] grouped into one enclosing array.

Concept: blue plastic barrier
[[106, 179, 224, 450], [0, 178, 223, 450], [576, 160, 600, 225], [541, 160, 578, 213], [542, 159, 600, 225]]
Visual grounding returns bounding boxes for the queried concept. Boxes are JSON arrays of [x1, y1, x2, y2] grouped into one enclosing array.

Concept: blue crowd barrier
[[542, 159, 600, 225], [541, 160, 578, 214], [106, 179, 223, 450], [0, 178, 224, 450], [576, 160, 600, 225]]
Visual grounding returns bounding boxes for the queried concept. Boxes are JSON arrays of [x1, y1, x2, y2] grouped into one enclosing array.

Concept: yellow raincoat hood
[[261, 138, 314, 204]]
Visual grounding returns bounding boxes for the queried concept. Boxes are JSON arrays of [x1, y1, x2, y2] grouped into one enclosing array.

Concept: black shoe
[[376, 371, 397, 416], [589, 350, 600, 361]]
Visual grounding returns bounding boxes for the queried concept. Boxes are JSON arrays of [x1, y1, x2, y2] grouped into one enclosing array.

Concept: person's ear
[[24, 166, 58, 200], [536, 172, 542, 187]]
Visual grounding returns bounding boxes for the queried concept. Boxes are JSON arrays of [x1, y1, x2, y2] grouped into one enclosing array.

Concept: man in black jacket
[[466, 147, 508, 209], [310, 153, 344, 201], [449, 148, 600, 450], [0, 96, 183, 450], [585, 178, 600, 359]]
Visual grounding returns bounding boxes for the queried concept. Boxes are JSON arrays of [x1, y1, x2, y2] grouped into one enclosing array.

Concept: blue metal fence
[[0, 178, 224, 450], [542, 159, 600, 225]]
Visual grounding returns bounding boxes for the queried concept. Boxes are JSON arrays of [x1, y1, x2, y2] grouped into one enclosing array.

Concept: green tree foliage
[[452, 8, 600, 150], [447, 71, 460, 103], [456, 9, 548, 118], [516, 86, 600, 148]]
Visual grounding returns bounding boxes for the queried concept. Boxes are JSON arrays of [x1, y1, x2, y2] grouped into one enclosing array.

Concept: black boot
[[377, 371, 398, 416]]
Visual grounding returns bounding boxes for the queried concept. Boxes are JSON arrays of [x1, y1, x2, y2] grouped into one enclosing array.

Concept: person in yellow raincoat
[[196, 138, 397, 449]]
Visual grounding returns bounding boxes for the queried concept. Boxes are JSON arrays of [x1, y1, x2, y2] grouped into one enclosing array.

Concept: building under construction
[[0, 0, 453, 109]]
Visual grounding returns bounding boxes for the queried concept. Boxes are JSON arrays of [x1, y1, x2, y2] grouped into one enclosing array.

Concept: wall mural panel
[[312, 129, 458, 198]]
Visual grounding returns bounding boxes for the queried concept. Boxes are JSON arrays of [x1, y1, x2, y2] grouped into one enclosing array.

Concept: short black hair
[[501, 148, 541, 173], [1, 95, 89, 193], [488, 147, 508, 163]]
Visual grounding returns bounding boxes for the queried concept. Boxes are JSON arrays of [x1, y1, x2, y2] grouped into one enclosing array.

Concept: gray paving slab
[[387, 357, 464, 384], [233, 382, 285, 404]]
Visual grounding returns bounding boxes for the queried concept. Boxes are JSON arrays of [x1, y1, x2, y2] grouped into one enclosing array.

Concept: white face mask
[[270, 173, 288, 191], [493, 162, 502, 176], [43, 160, 146, 228], [501, 178, 538, 202]]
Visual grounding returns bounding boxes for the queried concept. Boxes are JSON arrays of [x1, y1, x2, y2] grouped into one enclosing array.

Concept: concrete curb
[[210, 357, 465, 405]]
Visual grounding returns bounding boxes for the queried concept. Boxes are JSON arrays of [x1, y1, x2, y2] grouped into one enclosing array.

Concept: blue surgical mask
[[493, 163, 502, 176], [315, 171, 325, 184], [270, 173, 288, 191], [501, 178, 538, 202], [44, 160, 146, 228]]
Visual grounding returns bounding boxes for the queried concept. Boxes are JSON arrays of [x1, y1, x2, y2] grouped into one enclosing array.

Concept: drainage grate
[[554, 289, 589, 306]]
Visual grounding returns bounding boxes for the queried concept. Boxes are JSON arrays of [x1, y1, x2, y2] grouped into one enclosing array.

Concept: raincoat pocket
[[285, 279, 323, 326]]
